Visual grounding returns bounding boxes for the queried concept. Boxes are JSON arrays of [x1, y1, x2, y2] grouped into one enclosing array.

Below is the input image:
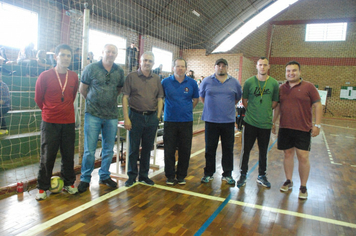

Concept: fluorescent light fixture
[[192, 10, 200, 17], [212, 0, 298, 53]]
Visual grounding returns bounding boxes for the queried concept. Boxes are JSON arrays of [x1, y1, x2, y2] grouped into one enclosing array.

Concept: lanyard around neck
[[257, 76, 269, 103], [54, 68, 68, 102]]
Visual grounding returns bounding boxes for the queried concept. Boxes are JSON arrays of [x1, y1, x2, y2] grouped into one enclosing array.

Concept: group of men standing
[[34, 42, 321, 201], [235, 57, 322, 200]]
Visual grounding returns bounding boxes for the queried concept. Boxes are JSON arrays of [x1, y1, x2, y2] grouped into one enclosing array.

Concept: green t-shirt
[[243, 76, 279, 129]]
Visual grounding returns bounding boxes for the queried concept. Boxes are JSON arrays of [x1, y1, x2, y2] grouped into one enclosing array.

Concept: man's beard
[[218, 73, 226, 76]]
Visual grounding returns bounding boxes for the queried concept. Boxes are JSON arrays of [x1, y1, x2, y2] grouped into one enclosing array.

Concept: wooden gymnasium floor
[[0, 117, 355, 236]]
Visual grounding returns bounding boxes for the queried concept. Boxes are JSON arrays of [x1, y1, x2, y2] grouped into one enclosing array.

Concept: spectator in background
[[153, 64, 163, 81], [0, 47, 9, 64], [235, 100, 245, 131], [47, 45, 57, 67], [0, 75, 10, 135], [187, 70, 195, 79], [87, 52, 95, 64], [71, 48, 82, 71], [17, 42, 38, 76], [36, 50, 53, 75], [153, 64, 162, 75], [126, 42, 139, 72]]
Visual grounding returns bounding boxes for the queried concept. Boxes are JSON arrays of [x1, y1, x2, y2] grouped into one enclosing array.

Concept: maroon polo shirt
[[279, 80, 320, 132]]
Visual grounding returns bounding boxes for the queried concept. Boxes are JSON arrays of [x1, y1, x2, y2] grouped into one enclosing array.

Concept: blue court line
[[194, 138, 278, 235], [194, 193, 231, 236]]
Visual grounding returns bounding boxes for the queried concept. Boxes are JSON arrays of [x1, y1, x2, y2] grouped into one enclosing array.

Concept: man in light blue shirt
[[199, 58, 242, 185]]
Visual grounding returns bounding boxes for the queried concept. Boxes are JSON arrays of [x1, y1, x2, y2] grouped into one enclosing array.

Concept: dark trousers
[[204, 122, 235, 177], [164, 121, 193, 180], [37, 121, 76, 190], [128, 57, 136, 72], [127, 111, 159, 180], [239, 122, 271, 176], [236, 107, 246, 130], [0, 107, 9, 129]]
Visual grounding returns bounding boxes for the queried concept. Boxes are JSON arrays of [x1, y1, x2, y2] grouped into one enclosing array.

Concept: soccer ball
[[49, 176, 64, 193]]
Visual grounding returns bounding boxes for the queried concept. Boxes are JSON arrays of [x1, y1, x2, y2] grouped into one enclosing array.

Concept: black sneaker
[[166, 178, 175, 185], [139, 178, 154, 186], [99, 178, 118, 188], [177, 179, 186, 185], [78, 181, 90, 193], [236, 174, 247, 188], [125, 178, 136, 187], [257, 175, 271, 188]]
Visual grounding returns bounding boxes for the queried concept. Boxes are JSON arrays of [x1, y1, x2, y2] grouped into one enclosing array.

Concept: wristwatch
[[314, 124, 321, 129]]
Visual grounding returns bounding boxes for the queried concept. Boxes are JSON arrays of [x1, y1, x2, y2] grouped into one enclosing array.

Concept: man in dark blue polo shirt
[[161, 58, 199, 185]]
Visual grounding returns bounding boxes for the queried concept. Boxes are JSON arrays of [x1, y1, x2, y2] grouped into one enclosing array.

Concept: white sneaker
[[63, 185, 79, 195], [36, 189, 47, 201]]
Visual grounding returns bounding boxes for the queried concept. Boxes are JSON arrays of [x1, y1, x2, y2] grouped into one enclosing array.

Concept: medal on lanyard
[[257, 76, 269, 104], [54, 68, 68, 102]]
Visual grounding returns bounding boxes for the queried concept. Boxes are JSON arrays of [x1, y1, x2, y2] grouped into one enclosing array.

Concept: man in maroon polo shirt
[[273, 60, 322, 200]]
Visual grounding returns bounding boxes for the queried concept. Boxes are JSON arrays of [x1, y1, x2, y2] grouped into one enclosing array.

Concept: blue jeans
[[204, 122, 235, 177], [80, 113, 118, 182], [128, 110, 159, 180]]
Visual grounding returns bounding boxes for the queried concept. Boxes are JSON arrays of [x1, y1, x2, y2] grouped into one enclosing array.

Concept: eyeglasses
[[105, 73, 110, 84]]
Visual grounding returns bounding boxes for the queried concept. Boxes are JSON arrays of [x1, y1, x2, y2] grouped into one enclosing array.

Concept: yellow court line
[[18, 148, 207, 236], [152, 184, 356, 229], [19, 146, 356, 235], [17, 186, 132, 236]]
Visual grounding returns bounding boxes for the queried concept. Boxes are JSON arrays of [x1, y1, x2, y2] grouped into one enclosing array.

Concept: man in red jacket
[[34, 44, 79, 200]]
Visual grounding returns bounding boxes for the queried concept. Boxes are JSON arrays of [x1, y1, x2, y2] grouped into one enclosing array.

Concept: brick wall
[[182, 49, 242, 82], [268, 21, 356, 117]]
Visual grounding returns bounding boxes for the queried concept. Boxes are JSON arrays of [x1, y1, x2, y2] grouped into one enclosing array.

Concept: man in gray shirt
[[122, 51, 163, 187], [78, 44, 125, 193]]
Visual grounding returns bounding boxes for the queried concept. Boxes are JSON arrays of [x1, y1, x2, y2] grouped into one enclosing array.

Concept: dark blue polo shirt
[[161, 75, 199, 122]]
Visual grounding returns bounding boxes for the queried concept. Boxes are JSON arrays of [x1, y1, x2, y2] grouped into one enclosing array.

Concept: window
[[152, 47, 173, 72], [305, 23, 347, 42], [88, 29, 126, 64], [0, 3, 38, 49]]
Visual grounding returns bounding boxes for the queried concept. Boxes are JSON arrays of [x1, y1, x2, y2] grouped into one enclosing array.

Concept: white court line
[[322, 124, 356, 131], [18, 145, 356, 235], [321, 129, 342, 165], [152, 184, 356, 229]]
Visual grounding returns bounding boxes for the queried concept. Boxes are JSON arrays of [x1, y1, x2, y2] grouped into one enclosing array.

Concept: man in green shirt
[[237, 57, 279, 188]]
